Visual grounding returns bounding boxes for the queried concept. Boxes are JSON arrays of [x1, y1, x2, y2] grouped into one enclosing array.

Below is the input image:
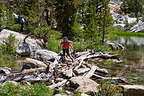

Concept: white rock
[[70, 76, 99, 93], [0, 29, 43, 56], [34, 49, 60, 61], [130, 20, 144, 32]]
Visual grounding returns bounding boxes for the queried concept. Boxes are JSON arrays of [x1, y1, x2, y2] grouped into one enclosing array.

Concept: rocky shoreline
[[0, 29, 144, 96]]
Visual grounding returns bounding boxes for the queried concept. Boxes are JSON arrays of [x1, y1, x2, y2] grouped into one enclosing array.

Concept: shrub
[[96, 80, 122, 96], [46, 33, 62, 53], [73, 40, 111, 52], [0, 34, 17, 55], [0, 82, 63, 96], [88, 42, 110, 52], [20, 82, 54, 96], [0, 82, 21, 96], [0, 55, 12, 67], [0, 34, 17, 67], [72, 39, 88, 52]]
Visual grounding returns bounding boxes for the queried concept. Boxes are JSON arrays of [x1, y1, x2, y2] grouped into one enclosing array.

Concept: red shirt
[[61, 40, 70, 49]]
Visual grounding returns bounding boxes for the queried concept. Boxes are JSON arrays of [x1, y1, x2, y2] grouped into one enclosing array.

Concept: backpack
[[18, 15, 23, 24]]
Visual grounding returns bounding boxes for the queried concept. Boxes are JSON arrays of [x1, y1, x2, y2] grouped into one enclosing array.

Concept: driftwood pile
[[0, 50, 130, 95]]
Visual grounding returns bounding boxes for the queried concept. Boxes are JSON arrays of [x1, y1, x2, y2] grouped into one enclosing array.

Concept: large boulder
[[16, 42, 31, 56], [0, 29, 44, 56], [120, 85, 144, 96], [34, 49, 60, 62], [70, 76, 99, 93]]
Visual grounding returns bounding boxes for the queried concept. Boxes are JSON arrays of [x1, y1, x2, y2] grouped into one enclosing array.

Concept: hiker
[[18, 15, 24, 32], [58, 37, 74, 62]]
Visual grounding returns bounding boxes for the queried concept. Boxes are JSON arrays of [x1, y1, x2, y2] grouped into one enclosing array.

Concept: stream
[[88, 36, 144, 85], [116, 36, 144, 84]]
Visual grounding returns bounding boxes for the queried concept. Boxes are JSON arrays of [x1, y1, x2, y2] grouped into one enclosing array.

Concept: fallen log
[[74, 58, 85, 70], [86, 52, 119, 60], [75, 68, 90, 75], [48, 80, 67, 89], [5, 73, 24, 82], [24, 77, 49, 82], [75, 52, 119, 70], [0, 67, 11, 75], [84, 66, 98, 78], [92, 74, 131, 84], [95, 67, 108, 75], [75, 51, 90, 58], [21, 58, 47, 71], [21, 67, 46, 74], [0, 75, 7, 83]]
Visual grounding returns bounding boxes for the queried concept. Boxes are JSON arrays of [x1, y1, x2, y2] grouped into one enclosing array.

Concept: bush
[[0, 34, 17, 55], [46, 32, 62, 53], [87, 42, 110, 52], [0, 82, 21, 96], [96, 80, 122, 96], [46, 37, 61, 53], [0, 82, 63, 96], [0, 34, 17, 67], [72, 40, 111, 52], [0, 55, 12, 67], [72, 39, 88, 52]]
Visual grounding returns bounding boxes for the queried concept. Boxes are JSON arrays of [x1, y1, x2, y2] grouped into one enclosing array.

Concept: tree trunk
[[102, 1, 107, 44], [102, 15, 106, 44], [64, 2, 71, 36]]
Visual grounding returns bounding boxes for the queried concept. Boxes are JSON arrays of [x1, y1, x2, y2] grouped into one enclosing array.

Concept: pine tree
[[100, 0, 112, 44], [0, 0, 112, 43], [121, 0, 144, 20]]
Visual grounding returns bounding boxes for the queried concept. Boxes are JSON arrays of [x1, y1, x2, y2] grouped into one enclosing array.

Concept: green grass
[[0, 82, 64, 96], [112, 31, 144, 37]]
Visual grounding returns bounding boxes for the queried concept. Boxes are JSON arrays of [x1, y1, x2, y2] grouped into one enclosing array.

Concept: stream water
[[115, 36, 144, 84]]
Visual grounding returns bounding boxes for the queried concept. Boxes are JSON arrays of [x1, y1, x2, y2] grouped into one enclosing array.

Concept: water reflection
[[119, 36, 144, 68], [117, 36, 144, 84]]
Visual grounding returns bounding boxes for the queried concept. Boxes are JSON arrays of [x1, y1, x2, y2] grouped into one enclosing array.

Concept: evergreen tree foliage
[[120, 0, 144, 19], [0, 0, 112, 44]]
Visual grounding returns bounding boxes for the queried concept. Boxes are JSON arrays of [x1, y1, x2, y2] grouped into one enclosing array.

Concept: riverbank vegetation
[[0, 81, 123, 96], [0, 34, 17, 67], [111, 26, 144, 37], [0, 82, 63, 96]]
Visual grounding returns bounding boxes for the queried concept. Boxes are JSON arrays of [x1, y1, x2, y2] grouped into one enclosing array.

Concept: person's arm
[[70, 43, 74, 50], [58, 42, 62, 48]]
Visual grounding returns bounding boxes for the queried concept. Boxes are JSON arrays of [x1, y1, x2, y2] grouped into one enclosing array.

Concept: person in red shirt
[[58, 37, 74, 62]]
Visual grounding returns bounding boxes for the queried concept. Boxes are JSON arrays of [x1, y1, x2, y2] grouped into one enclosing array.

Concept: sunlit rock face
[[34, 49, 60, 62], [131, 21, 144, 32], [0, 29, 44, 56], [109, 0, 137, 28]]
